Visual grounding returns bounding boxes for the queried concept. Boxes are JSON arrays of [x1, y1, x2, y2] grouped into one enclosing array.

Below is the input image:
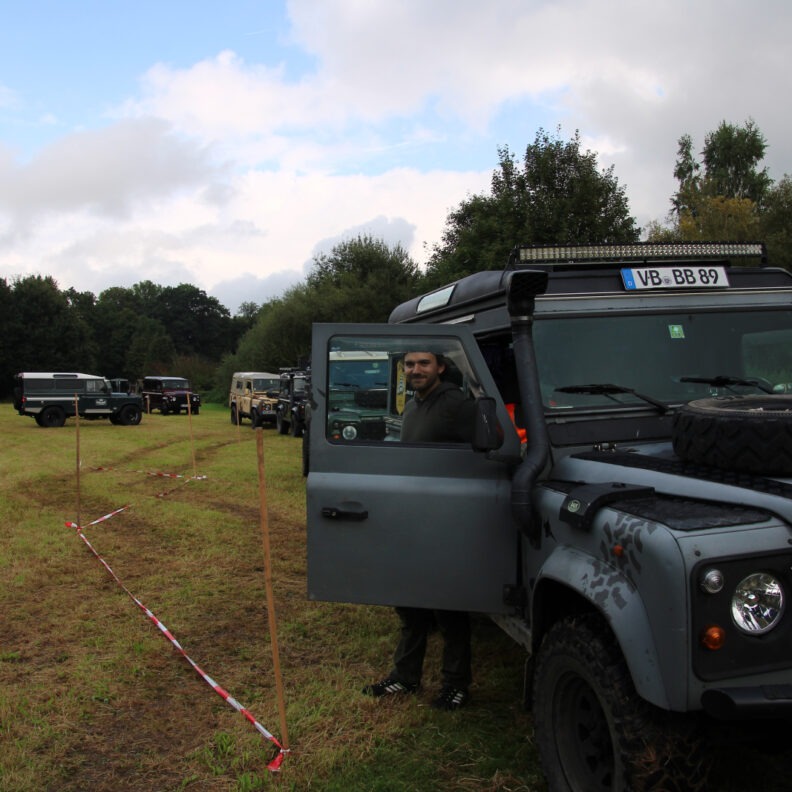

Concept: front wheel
[[533, 614, 709, 792], [276, 413, 289, 435]]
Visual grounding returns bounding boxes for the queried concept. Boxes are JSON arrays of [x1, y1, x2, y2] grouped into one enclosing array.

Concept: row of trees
[[3, 121, 788, 402], [0, 277, 252, 399]]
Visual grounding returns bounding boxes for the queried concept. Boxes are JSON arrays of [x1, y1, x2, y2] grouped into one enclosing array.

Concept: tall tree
[[423, 127, 639, 288], [668, 119, 772, 239], [701, 119, 771, 206]]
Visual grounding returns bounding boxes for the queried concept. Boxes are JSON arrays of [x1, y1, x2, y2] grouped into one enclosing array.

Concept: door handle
[[321, 507, 368, 521]]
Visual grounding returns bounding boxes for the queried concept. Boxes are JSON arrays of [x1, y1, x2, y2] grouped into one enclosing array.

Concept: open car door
[[306, 322, 522, 614]]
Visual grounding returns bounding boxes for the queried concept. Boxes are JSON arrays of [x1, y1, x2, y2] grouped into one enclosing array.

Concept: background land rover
[[13, 372, 143, 427], [306, 242, 792, 791], [275, 368, 308, 437], [141, 376, 200, 415], [228, 371, 280, 428]]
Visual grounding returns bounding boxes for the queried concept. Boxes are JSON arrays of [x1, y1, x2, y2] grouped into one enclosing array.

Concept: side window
[[326, 335, 482, 444], [56, 379, 83, 392]]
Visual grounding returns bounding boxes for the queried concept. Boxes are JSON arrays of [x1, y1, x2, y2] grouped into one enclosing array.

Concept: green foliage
[[702, 119, 771, 206], [654, 118, 789, 252], [761, 175, 792, 271], [423, 127, 639, 288]]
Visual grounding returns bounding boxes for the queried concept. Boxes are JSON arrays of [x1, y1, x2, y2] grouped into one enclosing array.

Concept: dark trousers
[[390, 606, 471, 689]]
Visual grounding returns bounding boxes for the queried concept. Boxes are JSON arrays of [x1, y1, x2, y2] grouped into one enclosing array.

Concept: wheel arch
[[531, 548, 670, 710]]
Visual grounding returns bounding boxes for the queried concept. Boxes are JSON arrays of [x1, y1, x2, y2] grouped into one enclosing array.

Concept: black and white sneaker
[[430, 686, 469, 711], [361, 677, 418, 698]]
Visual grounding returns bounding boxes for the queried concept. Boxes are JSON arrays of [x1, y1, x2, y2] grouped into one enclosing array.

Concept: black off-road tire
[[533, 614, 709, 792], [290, 416, 304, 438], [192, 406, 199, 415], [277, 413, 289, 435], [160, 403, 169, 416], [672, 395, 792, 475], [38, 407, 66, 428], [119, 405, 142, 426], [230, 406, 238, 424]]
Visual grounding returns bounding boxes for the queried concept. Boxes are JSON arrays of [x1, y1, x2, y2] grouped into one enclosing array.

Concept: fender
[[534, 544, 670, 709]]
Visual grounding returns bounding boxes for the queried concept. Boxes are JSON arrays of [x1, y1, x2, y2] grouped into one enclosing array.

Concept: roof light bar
[[517, 242, 765, 264]]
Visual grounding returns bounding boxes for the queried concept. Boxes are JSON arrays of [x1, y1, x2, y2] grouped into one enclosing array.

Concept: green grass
[[0, 403, 544, 792], [2, 402, 791, 791]]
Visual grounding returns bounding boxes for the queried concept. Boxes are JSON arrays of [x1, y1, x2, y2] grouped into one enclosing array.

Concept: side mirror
[[472, 397, 502, 452]]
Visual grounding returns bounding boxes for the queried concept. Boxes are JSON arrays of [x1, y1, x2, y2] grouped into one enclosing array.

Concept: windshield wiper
[[555, 383, 670, 414], [680, 375, 774, 394]]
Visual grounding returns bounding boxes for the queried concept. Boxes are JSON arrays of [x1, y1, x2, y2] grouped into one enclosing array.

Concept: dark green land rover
[[13, 372, 144, 427]]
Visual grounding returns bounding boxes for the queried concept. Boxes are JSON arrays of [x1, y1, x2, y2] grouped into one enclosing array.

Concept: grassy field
[[0, 402, 542, 792], [2, 402, 792, 792]]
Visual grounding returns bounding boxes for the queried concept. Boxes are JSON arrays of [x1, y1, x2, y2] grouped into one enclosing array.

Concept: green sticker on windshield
[[668, 325, 685, 339]]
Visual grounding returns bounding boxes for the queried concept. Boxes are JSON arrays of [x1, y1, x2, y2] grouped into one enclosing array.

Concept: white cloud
[[0, 118, 220, 222]]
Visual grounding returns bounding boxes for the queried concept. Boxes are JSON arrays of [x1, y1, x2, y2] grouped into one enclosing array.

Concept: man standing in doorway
[[362, 350, 475, 710]]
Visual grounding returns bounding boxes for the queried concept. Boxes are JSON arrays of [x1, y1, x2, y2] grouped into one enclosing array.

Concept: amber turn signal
[[701, 625, 726, 650]]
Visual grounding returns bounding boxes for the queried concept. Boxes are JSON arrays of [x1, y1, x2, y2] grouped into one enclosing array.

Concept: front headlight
[[341, 424, 358, 440], [731, 573, 784, 634]]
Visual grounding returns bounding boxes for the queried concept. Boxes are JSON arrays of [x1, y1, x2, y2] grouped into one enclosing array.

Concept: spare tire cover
[[672, 395, 792, 475]]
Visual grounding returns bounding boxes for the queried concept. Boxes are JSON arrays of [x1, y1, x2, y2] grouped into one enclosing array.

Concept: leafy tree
[[6, 275, 96, 374], [678, 196, 760, 241], [666, 119, 772, 242], [701, 119, 771, 207], [423, 127, 639, 288], [760, 175, 792, 270], [126, 317, 177, 380], [152, 284, 234, 360]]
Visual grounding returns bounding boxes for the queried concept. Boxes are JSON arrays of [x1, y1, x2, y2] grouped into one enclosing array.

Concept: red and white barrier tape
[[90, 465, 207, 481], [67, 520, 288, 771]]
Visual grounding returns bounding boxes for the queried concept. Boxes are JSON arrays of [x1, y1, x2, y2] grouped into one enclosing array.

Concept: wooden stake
[[256, 428, 290, 751], [236, 398, 241, 442], [74, 395, 81, 527], [146, 395, 152, 443], [186, 398, 197, 477]]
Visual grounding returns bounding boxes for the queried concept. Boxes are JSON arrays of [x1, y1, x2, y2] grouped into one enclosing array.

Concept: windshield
[[329, 358, 389, 389], [534, 308, 792, 409], [252, 378, 279, 390], [162, 378, 189, 389]]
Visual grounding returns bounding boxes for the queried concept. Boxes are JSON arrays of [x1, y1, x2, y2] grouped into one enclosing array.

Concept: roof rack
[[508, 242, 767, 268]]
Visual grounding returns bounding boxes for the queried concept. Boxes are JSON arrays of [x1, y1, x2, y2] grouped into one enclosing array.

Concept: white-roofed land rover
[[306, 242, 792, 791], [14, 372, 144, 427]]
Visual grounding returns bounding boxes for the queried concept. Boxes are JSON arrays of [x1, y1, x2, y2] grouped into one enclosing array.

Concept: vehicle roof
[[17, 372, 104, 379], [389, 243, 792, 325], [232, 371, 279, 379], [144, 375, 189, 381]]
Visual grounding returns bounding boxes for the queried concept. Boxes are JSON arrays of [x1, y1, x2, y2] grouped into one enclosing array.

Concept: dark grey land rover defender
[[306, 242, 792, 791]]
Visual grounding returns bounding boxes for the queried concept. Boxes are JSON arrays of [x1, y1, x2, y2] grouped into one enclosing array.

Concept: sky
[[1, 0, 790, 314]]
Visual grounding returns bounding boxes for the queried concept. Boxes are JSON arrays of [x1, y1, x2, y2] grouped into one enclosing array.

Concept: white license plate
[[621, 266, 729, 290]]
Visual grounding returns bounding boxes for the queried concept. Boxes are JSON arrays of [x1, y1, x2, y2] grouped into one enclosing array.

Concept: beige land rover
[[228, 371, 280, 428]]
